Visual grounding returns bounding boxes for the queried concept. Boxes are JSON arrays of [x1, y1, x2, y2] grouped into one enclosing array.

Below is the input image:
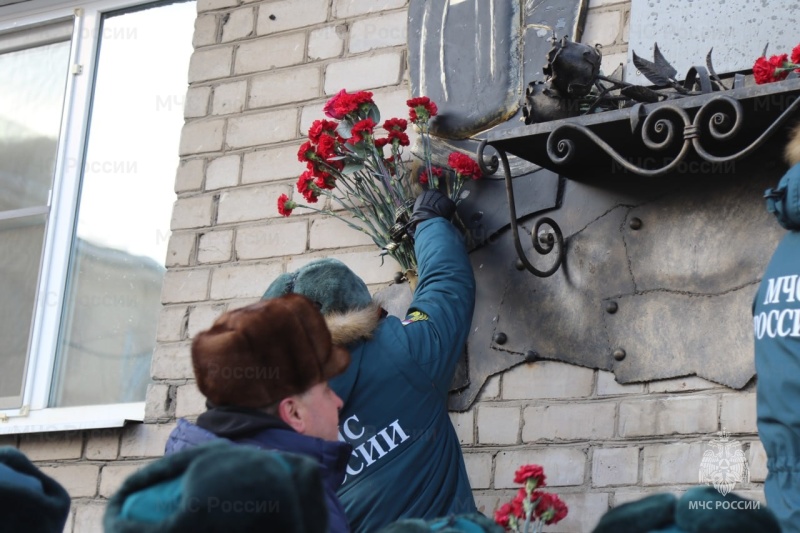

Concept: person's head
[[191, 294, 349, 440], [262, 258, 372, 316]]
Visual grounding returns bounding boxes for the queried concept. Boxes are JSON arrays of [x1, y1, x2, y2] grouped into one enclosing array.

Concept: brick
[[619, 396, 718, 438], [349, 11, 406, 53], [193, 14, 218, 47], [523, 402, 616, 442], [164, 232, 196, 267], [333, 0, 406, 18], [581, 10, 621, 47], [720, 393, 757, 434], [198, 230, 234, 263], [220, 7, 254, 43], [151, 343, 193, 380], [477, 406, 519, 445], [171, 195, 214, 231], [210, 263, 284, 300], [588, 0, 626, 6], [256, 0, 328, 35], [188, 47, 233, 82], [555, 492, 610, 533], [184, 86, 211, 118], [593, 447, 639, 487], [249, 67, 320, 109], [234, 33, 306, 75], [324, 52, 403, 93], [120, 423, 175, 458], [19, 432, 82, 461], [175, 158, 205, 193], [613, 490, 667, 506], [242, 144, 305, 184], [621, 10, 630, 44], [205, 154, 240, 190], [503, 361, 594, 400], [156, 305, 188, 342], [161, 269, 210, 304], [473, 491, 509, 517], [236, 221, 307, 260], [84, 429, 121, 460], [289, 250, 399, 286], [309, 25, 345, 60], [226, 109, 297, 150], [463, 453, 492, 489], [39, 465, 99, 498], [476, 374, 501, 401], [72, 502, 105, 533], [310, 217, 374, 250], [217, 184, 293, 224], [100, 462, 148, 497], [145, 383, 174, 421], [642, 442, 707, 485], [648, 376, 718, 393], [176, 383, 207, 418], [188, 303, 228, 338], [448, 410, 474, 445], [495, 448, 586, 488], [211, 80, 247, 116], [178, 119, 225, 155], [749, 440, 767, 482], [597, 370, 645, 395], [197, 0, 237, 12], [300, 101, 326, 135]]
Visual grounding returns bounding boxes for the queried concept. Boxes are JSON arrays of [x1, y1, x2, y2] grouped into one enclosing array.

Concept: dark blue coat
[[329, 218, 477, 532], [166, 411, 352, 533], [754, 230, 800, 533]]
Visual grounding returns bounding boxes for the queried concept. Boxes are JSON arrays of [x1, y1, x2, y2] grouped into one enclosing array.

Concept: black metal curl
[[497, 148, 565, 277], [694, 95, 742, 142], [546, 136, 577, 165], [476, 139, 500, 176], [640, 104, 691, 151], [692, 93, 800, 163]]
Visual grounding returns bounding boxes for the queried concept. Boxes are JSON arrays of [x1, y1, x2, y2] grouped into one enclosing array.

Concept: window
[[0, 0, 195, 432]]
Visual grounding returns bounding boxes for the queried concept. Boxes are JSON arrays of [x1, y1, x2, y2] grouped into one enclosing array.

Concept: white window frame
[[0, 0, 184, 433]]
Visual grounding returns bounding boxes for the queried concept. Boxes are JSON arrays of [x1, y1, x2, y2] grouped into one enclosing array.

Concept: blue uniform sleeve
[[402, 217, 476, 394]]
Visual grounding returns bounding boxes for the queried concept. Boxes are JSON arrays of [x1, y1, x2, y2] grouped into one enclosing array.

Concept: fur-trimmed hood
[[324, 302, 382, 346]]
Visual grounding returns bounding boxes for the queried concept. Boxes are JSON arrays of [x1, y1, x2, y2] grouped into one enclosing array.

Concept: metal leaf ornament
[[632, 43, 686, 92]]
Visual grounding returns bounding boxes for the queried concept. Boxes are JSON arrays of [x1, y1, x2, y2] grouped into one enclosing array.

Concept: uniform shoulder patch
[[401, 310, 429, 325]]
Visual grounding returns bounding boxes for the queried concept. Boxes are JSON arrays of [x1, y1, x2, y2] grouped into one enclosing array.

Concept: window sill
[[0, 402, 144, 435]]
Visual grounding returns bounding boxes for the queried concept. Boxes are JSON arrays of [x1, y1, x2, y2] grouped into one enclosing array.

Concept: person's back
[[754, 135, 800, 532], [264, 191, 477, 532]]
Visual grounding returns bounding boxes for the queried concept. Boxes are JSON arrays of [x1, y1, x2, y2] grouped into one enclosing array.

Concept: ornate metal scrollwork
[[478, 140, 565, 277]]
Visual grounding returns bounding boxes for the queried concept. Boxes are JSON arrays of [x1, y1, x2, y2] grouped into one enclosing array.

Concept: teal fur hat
[[104, 440, 327, 533], [0, 446, 71, 533], [591, 486, 780, 533], [263, 258, 372, 315], [766, 162, 800, 230]]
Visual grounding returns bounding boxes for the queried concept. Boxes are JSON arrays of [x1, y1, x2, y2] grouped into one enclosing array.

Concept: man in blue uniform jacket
[[753, 134, 800, 533], [264, 190, 477, 532]]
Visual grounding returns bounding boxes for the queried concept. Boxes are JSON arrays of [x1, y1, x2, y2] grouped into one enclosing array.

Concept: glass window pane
[[51, 1, 196, 407], [0, 40, 71, 211], [0, 215, 47, 407]]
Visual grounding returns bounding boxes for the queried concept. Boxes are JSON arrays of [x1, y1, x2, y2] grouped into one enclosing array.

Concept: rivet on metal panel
[[493, 332, 508, 345], [605, 301, 618, 314], [629, 217, 643, 230], [613, 348, 627, 361], [525, 350, 538, 362], [514, 259, 525, 271]]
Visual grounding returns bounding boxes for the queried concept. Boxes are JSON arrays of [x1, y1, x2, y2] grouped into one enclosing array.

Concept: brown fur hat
[[191, 294, 350, 408]]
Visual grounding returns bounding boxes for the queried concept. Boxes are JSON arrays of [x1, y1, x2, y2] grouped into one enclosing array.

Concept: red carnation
[[297, 141, 318, 163], [754, 54, 790, 84], [308, 119, 338, 143], [448, 152, 482, 180], [324, 89, 374, 119], [374, 137, 390, 149], [383, 118, 408, 132], [277, 194, 296, 216], [317, 134, 338, 159], [407, 96, 438, 124], [301, 185, 319, 203], [418, 166, 443, 185], [349, 118, 376, 144], [296, 170, 314, 195], [513, 464, 546, 487], [535, 492, 568, 525], [494, 503, 513, 528], [792, 44, 800, 66], [387, 130, 410, 146], [314, 172, 336, 190]]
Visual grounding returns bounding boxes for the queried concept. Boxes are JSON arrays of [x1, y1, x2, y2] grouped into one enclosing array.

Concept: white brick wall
[[14, 4, 766, 531]]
